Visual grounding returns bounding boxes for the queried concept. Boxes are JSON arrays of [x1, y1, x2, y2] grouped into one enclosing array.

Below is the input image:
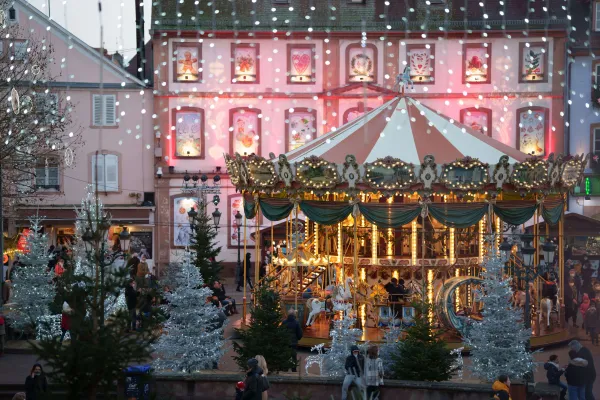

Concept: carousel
[[225, 92, 588, 348]]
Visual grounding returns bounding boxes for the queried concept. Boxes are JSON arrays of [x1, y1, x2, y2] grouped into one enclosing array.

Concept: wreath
[[351, 53, 373, 77]]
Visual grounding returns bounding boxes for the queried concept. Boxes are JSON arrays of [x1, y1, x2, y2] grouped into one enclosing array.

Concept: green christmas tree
[[463, 240, 536, 382], [390, 303, 456, 381], [32, 187, 159, 400], [233, 279, 294, 373], [525, 50, 541, 76], [9, 215, 55, 334], [190, 207, 223, 286]]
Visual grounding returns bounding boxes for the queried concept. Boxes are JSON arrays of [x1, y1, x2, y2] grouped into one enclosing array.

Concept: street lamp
[[82, 228, 94, 253], [519, 234, 537, 329], [499, 238, 513, 262], [119, 227, 131, 253], [187, 207, 198, 225], [542, 238, 556, 265], [212, 208, 222, 228]]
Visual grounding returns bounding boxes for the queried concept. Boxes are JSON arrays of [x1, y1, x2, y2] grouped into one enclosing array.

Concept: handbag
[[261, 375, 270, 392]]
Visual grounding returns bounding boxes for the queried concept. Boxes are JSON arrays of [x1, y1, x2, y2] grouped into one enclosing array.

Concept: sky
[[28, 0, 152, 60]]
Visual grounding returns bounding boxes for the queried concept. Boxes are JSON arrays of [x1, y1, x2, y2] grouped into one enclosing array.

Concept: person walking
[[236, 253, 254, 291], [255, 355, 269, 400], [565, 349, 588, 400], [342, 345, 365, 400], [569, 340, 596, 400], [580, 293, 591, 330], [364, 345, 384, 400], [281, 309, 303, 372], [136, 255, 150, 288], [242, 358, 263, 400], [585, 302, 599, 345], [544, 354, 566, 400], [125, 279, 138, 332], [564, 279, 579, 327], [59, 301, 73, 343], [24, 363, 48, 400]]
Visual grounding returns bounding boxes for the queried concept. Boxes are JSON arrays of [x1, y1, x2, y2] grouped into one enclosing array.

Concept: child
[[492, 375, 512, 400], [544, 354, 566, 400], [565, 349, 588, 400], [235, 381, 244, 400]]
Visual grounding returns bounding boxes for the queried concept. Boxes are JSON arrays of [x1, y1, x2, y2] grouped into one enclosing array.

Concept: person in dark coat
[[542, 275, 559, 310], [565, 349, 588, 400], [342, 345, 365, 400], [126, 253, 140, 279], [564, 279, 579, 327], [569, 340, 596, 400], [125, 279, 138, 332], [242, 358, 263, 400], [544, 354, 566, 400], [212, 281, 237, 315], [237, 253, 254, 291], [25, 363, 48, 400], [582, 260, 594, 298], [281, 309, 303, 372]]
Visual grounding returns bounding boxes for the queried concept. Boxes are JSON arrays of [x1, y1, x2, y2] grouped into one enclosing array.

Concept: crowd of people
[[564, 262, 600, 345], [544, 340, 596, 400]]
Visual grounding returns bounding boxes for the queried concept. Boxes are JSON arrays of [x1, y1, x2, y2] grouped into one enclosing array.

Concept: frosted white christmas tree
[[153, 257, 226, 373], [73, 187, 127, 317], [463, 237, 536, 382], [10, 215, 55, 333], [321, 305, 362, 377]]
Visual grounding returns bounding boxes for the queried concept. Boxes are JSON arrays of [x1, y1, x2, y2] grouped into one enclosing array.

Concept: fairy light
[[338, 222, 343, 279], [455, 267, 461, 312], [360, 267, 366, 282], [411, 220, 418, 266], [495, 216, 501, 253], [371, 224, 378, 265], [449, 227, 456, 265], [478, 217, 485, 263], [314, 222, 319, 253], [427, 269, 434, 322], [393, 270, 399, 280]]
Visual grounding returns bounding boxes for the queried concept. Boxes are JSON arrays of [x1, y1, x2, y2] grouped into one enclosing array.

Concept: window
[[406, 44, 435, 84], [287, 44, 316, 84], [594, 62, 600, 89], [35, 159, 60, 191], [91, 154, 119, 192], [460, 107, 492, 137], [35, 93, 59, 124], [348, 0, 366, 3], [346, 43, 378, 83], [518, 42, 548, 83], [285, 108, 317, 152], [231, 43, 260, 84], [172, 107, 205, 159], [12, 40, 27, 61], [462, 43, 491, 84], [92, 94, 117, 127], [592, 125, 600, 159], [8, 7, 16, 22], [229, 108, 262, 156], [516, 107, 549, 156], [596, 2, 600, 32], [172, 42, 202, 83]]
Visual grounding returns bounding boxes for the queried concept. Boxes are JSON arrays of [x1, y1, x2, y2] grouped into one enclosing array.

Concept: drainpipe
[[564, 37, 572, 212]]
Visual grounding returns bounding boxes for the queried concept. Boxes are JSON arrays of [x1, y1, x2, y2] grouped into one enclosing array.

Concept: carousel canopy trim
[[243, 197, 565, 228]]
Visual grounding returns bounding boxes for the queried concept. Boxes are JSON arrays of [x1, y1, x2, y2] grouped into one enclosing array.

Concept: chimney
[[135, 0, 145, 82], [112, 52, 124, 67]]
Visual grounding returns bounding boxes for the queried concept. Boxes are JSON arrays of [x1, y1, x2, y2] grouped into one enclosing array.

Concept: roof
[[284, 96, 528, 165], [15, 0, 146, 87], [569, 0, 598, 53], [525, 212, 600, 237], [152, 0, 568, 32]]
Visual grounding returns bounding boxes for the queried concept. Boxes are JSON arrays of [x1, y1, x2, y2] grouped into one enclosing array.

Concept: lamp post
[[520, 238, 536, 330], [234, 211, 245, 323]]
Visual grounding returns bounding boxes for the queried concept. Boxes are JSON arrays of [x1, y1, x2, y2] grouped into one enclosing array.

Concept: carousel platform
[[296, 315, 574, 351]]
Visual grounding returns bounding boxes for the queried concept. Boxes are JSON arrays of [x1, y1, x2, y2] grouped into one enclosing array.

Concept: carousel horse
[[305, 297, 333, 327], [512, 290, 526, 308], [540, 296, 560, 328], [333, 277, 353, 302]]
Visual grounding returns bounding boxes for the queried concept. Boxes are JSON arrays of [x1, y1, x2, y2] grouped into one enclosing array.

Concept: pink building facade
[[151, 1, 568, 275], [12, 0, 155, 266]]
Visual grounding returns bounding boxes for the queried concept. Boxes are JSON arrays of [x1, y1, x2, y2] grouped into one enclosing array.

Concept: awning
[[15, 207, 154, 225]]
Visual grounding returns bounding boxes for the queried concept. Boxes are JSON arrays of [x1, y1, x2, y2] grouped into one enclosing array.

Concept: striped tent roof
[[285, 97, 528, 165]]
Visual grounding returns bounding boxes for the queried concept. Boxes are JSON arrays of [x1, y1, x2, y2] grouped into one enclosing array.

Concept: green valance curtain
[[243, 197, 564, 228], [358, 203, 421, 229], [541, 200, 565, 226], [300, 201, 353, 226], [492, 201, 537, 226], [428, 203, 489, 228]]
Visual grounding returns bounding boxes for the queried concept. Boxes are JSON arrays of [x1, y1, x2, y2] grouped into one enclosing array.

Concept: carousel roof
[[285, 96, 528, 165]]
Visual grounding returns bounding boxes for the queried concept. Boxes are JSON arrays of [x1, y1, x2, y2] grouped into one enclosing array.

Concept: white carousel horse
[[333, 277, 353, 302], [540, 297, 560, 328], [305, 298, 333, 327], [512, 290, 526, 308]]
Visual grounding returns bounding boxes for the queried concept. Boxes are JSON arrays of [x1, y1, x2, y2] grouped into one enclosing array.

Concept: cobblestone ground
[[1, 280, 600, 399]]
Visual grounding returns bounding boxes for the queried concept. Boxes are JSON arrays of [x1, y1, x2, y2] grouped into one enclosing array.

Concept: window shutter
[[92, 95, 103, 126], [104, 154, 118, 191], [91, 155, 106, 191], [597, 4, 600, 31], [104, 95, 116, 126], [48, 165, 59, 187], [35, 166, 46, 187]]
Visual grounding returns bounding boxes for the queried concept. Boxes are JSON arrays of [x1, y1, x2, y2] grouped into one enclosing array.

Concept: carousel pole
[[353, 212, 360, 328], [326, 226, 331, 283], [242, 215, 248, 326], [421, 214, 426, 306], [534, 206, 540, 315], [559, 197, 566, 326], [254, 205, 260, 305], [270, 219, 274, 275], [295, 203, 299, 313]]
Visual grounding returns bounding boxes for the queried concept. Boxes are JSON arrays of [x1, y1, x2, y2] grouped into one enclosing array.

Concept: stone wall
[[148, 373, 560, 400]]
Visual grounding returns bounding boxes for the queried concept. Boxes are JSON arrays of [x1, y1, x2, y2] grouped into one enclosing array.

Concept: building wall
[[153, 32, 567, 272]]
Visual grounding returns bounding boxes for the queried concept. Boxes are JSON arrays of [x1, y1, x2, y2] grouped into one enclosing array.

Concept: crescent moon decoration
[[435, 275, 483, 335], [64, 148, 74, 167], [10, 87, 19, 114]]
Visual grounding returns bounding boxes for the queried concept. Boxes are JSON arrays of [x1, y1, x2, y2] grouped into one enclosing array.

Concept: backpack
[[260, 375, 270, 392]]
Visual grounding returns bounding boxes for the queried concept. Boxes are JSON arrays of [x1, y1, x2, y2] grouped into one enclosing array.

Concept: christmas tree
[[33, 187, 160, 399], [379, 323, 403, 376], [525, 50, 541, 76], [321, 304, 362, 377], [233, 279, 295, 373], [9, 215, 55, 334], [153, 257, 226, 372], [190, 207, 223, 286], [390, 303, 456, 381], [463, 240, 536, 382]]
